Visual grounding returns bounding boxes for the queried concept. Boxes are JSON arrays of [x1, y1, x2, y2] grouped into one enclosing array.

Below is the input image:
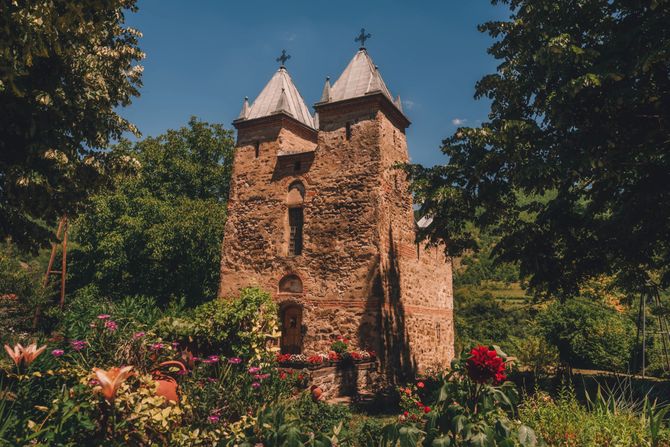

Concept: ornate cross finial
[[355, 28, 372, 48], [276, 49, 291, 67]]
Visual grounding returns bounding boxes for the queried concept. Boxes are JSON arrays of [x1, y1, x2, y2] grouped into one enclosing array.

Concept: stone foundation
[[283, 360, 381, 399]]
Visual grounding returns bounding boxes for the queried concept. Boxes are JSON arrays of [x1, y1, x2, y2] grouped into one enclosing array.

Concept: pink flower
[[51, 349, 64, 357], [171, 342, 180, 349], [133, 332, 145, 340], [97, 314, 111, 320], [208, 415, 220, 424], [228, 357, 242, 364], [104, 320, 118, 331], [70, 340, 87, 351], [150, 343, 163, 351], [251, 382, 261, 389], [207, 355, 220, 362], [248, 366, 261, 374]]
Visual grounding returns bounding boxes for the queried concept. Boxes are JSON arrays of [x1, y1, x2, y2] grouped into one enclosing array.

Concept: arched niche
[[279, 273, 303, 294], [287, 180, 305, 207]]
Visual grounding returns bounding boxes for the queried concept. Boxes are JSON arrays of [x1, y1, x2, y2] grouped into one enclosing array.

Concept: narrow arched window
[[287, 181, 305, 256], [345, 122, 352, 140]]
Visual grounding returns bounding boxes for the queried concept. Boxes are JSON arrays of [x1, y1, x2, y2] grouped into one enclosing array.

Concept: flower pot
[[152, 360, 186, 402]]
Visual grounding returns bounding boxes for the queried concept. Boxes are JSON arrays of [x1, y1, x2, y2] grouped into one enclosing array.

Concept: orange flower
[[4, 343, 23, 366], [4, 342, 46, 367], [92, 366, 134, 402], [22, 343, 46, 366]]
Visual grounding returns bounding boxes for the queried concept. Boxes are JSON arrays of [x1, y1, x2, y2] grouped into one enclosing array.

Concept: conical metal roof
[[329, 49, 394, 103], [242, 67, 315, 128]]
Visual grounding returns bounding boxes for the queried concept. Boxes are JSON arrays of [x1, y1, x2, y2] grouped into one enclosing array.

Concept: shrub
[[539, 297, 635, 371], [294, 392, 352, 435], [351, 416, 386, 447], [382, 346, 538, 446], [156, 287, 279, 361], [0, 242, 50, 340]]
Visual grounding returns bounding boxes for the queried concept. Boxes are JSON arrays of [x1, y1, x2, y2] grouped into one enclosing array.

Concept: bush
[[539, 297, 635, 371], [294, 392, 352, 435], [156, 287, 279, 361], [0, 241, 50, 340], [382, 346, 538, 446]]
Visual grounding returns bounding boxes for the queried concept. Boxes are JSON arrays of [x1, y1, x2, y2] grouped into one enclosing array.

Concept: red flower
[[416, 381, 425, 389], [465, 345, 506, 384], [276, 353, 292, 363], [423, 406, 431, 413], [307, 355, 324, 364], [416, 401, 424, 408], [403, 411, 409, 417]]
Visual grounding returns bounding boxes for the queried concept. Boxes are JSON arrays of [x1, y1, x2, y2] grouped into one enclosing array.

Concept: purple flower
[[248, 366, 261, 374], [104, 320, 118, 331], [133, 332, 145, 340], [97, 314, 111, 320], [208, 415, 220, 424], [228, 357, 242, 364], [176, 369, 188, 376], [51, 349, 64, 357], [150, 343, 163, 351], [251, 382, 261, 389], [70, 340, 87, 351], [171, 341, 180, 349]]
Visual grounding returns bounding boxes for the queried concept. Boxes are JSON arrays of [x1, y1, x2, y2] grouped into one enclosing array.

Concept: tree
[[0, 1, 144, 251], [410, 0, 670, 298], [70, 118, 235, 306]]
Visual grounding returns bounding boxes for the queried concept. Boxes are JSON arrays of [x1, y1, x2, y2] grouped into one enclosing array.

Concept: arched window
[[287, 182, 304, 256], [279, 274, 303, 294]]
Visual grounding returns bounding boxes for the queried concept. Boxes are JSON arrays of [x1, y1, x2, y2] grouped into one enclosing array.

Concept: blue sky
[[123, 0, 508, 167]]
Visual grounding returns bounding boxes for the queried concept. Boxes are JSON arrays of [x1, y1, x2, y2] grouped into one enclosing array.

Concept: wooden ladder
[[33, 216, 69, 328], [43, 216, 69, 308]]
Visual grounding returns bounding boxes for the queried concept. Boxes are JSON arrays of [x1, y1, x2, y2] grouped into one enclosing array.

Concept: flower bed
[[275, 350, 376, 369]]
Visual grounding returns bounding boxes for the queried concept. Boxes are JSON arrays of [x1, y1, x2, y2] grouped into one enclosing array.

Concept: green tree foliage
[[70, 118, 234, 305], [0, 1, 144, 251], [408, 0, 670, 298], [539, 297, 635, 371]]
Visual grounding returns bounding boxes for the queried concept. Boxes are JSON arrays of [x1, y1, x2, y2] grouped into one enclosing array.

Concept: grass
[[519, 387, 670, 447]]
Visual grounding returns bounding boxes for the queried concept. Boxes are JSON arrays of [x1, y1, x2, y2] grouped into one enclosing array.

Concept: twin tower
[[218, 43, 454, 377]]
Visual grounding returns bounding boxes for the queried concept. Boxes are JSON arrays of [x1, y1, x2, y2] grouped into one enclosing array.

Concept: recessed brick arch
[[278, 273, 303, 294]]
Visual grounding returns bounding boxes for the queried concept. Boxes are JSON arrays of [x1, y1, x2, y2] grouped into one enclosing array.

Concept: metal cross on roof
[[355, 28, 372, 48], [276, 49, 291, 67]]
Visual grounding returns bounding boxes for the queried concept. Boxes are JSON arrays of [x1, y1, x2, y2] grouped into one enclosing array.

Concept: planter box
[[281, 359, 380, 399]]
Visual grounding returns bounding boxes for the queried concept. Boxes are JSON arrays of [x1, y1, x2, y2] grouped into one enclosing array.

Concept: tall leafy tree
[[0, 1, 144, 250], [410, 0, 670, 298], [70, 118, 235, 306]]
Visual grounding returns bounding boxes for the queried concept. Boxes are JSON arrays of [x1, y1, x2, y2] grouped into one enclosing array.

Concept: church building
[[218, 35, 454, 378]]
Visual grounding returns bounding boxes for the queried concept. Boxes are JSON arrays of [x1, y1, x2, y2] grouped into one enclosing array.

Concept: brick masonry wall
[[219, 96, 454, 385]]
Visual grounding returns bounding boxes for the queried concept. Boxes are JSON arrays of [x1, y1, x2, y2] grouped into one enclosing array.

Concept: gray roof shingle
[[242, 67, 315, 129]]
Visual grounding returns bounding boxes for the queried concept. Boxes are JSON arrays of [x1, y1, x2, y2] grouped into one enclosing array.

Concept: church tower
[[219, 40, 454, 378]]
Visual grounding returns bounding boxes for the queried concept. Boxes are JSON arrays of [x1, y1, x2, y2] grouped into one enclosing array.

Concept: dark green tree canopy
[[410, 0, 670, 298], [0, 1, 143, 250], [70, 117, 235, 306]]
